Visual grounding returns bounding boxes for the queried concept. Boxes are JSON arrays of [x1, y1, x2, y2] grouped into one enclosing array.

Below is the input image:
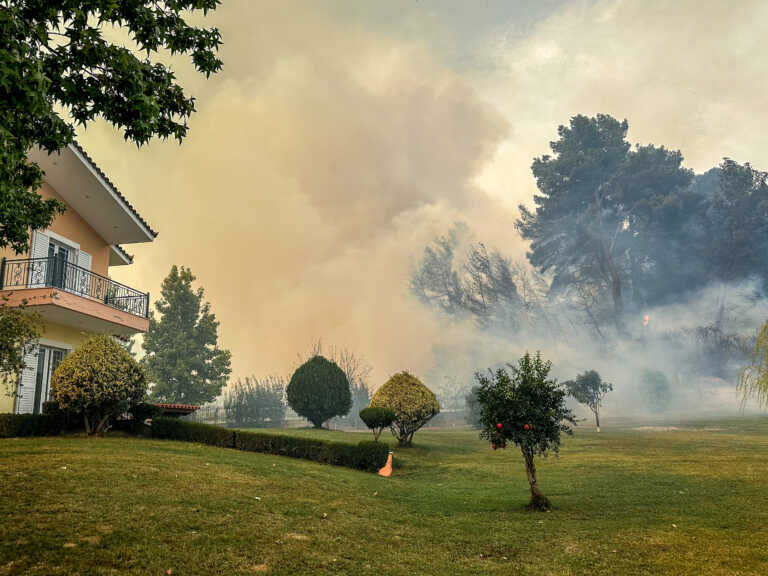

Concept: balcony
[[0, 257, 149, 335]]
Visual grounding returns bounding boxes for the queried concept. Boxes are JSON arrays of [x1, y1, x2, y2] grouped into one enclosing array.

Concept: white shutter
[[28, 231, 50, 288], [77, 250, 91, 271], [15, 344, 40, 414], [75, 250, 92, 296]]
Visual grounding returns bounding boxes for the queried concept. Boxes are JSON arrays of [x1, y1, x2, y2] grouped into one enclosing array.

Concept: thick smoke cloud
[[80, 1, 512, 388], [75, 1, 768, 416]]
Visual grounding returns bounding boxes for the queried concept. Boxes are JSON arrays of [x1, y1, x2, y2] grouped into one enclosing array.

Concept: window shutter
[[28, 231, 50, 287], [15, 345, 40, 414], [76, 250, 92, 296]]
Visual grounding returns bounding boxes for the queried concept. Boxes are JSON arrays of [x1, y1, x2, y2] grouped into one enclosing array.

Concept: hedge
[[235, 429, 389, 472], [151, 417, 235, 448], [151, 417, 389, 472], [0, 414, 63, 438]]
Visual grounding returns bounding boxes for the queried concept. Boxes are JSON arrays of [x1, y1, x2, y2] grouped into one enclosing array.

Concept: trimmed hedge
[[151, 417, 235, 448], [0, 413, 63, 438], [235, 430, 389, 472], [151, 417, 389, 472]]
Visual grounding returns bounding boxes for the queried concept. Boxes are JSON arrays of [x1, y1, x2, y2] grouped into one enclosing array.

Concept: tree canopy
[[0, 0, 222, 253], [563, 370, 613, 431], [517, 114, 693, 329], [370, 371, 439, 446], [51, 334, 146, 435], [143, 265, 231, 405], [286, 355, 352, 428]]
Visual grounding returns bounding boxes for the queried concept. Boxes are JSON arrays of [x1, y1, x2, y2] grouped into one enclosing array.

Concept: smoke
[[419, 239, 766, 421], [67, 0, 768, 419], [78, 0, 513, 389]]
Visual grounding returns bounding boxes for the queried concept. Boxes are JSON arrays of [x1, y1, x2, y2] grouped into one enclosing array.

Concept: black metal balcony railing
[[0, 257, 149, 319]]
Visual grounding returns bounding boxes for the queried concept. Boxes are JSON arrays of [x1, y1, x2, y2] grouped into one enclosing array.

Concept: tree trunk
[[594, 187, 624, 329], [95, 414, 110, 435], [83, 414, 92, 436], [595, 410, 601, 433], [523, 449, 550, 511]]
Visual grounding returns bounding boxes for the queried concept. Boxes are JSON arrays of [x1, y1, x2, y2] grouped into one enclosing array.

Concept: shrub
[[129, 403, 163, 434], [42, 400, 81, 431], [475, 352, 575, 511], [150, 417, 389, 472], [0, 413, 62, 438], [50, 335, 147, 435], [287, 356, 352, 428], [641, 370, 671, 412], [224, 375, 286, 428], [370, 371, 439, 446], [359, 406, 395, 441], [151, 417, 235, 447], [235, 430, 388, 472]]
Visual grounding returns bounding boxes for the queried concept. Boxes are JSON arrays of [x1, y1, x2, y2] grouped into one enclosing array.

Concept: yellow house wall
[[0, 182, 110, 277], [0, 321, 94, 413]]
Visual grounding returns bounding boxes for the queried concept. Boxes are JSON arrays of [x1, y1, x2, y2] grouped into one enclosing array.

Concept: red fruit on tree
[[524, 424, 530, 430], [492, 443, 497, 450], [496, 422, 503, 429], [501, 442, 506, 449]]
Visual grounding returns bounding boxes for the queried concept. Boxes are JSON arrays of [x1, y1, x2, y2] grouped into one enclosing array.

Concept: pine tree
[[142, 266, 231, 405]]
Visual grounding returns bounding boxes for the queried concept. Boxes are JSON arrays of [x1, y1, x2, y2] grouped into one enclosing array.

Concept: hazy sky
[[79, 0, 768, 389]]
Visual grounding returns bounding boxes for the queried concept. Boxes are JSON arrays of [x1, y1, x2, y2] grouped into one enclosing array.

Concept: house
[[0, 143, 156, 414]]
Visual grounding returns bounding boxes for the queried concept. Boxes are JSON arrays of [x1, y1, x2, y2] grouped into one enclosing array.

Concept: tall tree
[[517, 114, 692, 329], [0, 1, 222, 253], [143, 266, 231, 405]]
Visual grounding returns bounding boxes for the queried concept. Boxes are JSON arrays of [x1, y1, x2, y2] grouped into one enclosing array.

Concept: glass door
[[31, 346, 67, 414], [47, 241, 70, 289]]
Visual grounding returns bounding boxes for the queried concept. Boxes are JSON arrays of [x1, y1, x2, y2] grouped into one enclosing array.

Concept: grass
[[1, 419, 768, 575]]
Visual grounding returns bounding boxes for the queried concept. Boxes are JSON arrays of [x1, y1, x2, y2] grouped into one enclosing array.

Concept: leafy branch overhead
[[0, 1, 223, 253]]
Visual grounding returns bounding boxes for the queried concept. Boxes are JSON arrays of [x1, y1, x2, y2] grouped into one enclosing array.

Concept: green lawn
[[2, 420, 768, 575]]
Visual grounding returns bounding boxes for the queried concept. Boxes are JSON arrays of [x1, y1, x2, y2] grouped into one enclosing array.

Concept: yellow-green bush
[[370, 371, 439, 446], [50, 334, 146, 435]]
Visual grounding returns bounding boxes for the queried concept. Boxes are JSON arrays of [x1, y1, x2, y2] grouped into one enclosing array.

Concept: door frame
[[28, 339, 74, 414]]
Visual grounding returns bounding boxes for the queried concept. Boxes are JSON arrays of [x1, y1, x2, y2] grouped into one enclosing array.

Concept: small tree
[[359, 406, 396, 441], [0, 297, 43, 397], [370, 372, 439, 446], [475, 352, 575, 511], [563, 370, 613, 432], [739, 321, 768, 408], [641, 369, 671, 412], [297, 340, 373, 428], [143, 266, 231, 405], [51, 335, 146, 435], [287, 356, 351, 428], [224, 376, 286, 428]]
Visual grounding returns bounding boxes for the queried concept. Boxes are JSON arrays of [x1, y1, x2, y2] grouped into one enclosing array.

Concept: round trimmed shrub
[[50, 334, 146, 435], [370, 371, 439, 446], [359, 406, 396, 441], [287, 355, 352, 428]]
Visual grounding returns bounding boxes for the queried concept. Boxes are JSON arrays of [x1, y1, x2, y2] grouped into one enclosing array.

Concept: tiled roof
[[70, 141, 158, 239], [112, 244, 134, 263], [153, 403, 200, 412]]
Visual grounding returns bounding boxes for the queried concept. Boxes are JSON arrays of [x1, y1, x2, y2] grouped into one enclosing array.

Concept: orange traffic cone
[[378, 451, 393, 477]]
